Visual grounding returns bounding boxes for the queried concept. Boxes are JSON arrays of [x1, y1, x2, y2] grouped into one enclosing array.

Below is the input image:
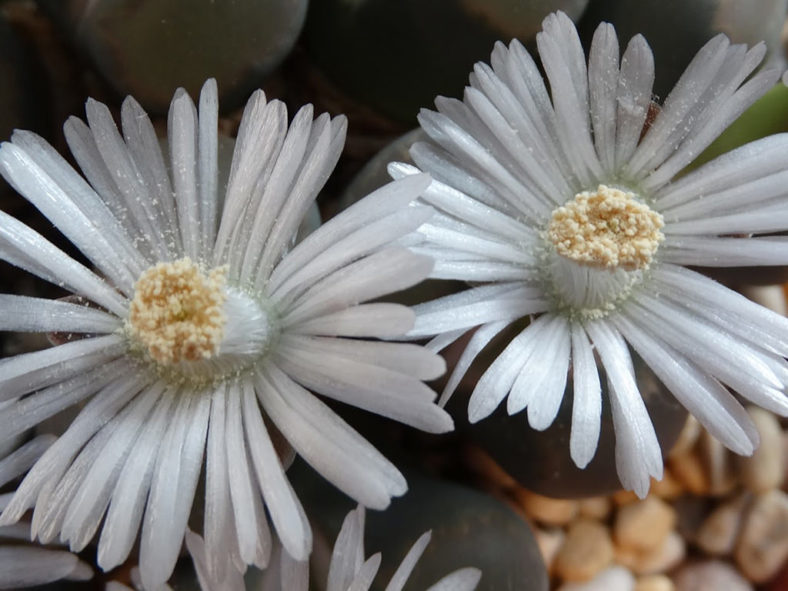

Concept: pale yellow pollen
[[127, 258, 228, 365], [547, 185, 665, 270]]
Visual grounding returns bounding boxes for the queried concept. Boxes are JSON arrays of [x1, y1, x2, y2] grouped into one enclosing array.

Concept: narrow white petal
[[84, 98, 171, 261], [569, 324, 602, 469], [614, 35, 654, 170], [588, 22, 620, 174], [348, 554, 382, 591], [241, 379, 311, 562], [0, 294, 120, 333], [0, 369, 145, 527], [287, 303, 415, 338], [61, 383, 164, 550], [283, 248, 433, 326], [120, 95, 180, 254], [97, 388, 177, 571], [586, 321, 662, 497], [524, 316, 571, 430], [0, 435, 55, 488], [614, 313, 758, 455], [0, 209, 128, 316], [226, 384, 272, 568], [272, 205, 434, 307], [384, 531, 431, 591], [203, 385, 236, 582], [198, 79, 220, 253], [252, 114, 348, 282], [270, 173, 432, 292], [168, 88, 201, 259], [139, 390, 210, 591], [327, 506, 366, 591], [257, 366, 407, 510], [425, 568, 483, 591], [661, 235, 788, 266], [468, 316, 553, 422], [0, 334, 125, 403], [214, 94, 287, 265], [276, 338, 453, 433], [0, 547, 91, 587], [440, 321, 509, 407]]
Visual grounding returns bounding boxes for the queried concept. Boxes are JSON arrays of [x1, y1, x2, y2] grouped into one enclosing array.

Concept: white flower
[[185, 506, 482, 591], [0, 436, 93, 589], [390, 11, 788, 496], [0, 79, 453, 589]]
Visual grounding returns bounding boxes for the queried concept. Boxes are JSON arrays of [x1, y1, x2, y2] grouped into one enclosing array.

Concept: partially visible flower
[[0, 436, 93, 589], [391, 11, 788, 496], [0, 79, 452, 589], [185, 506, 482, 591]]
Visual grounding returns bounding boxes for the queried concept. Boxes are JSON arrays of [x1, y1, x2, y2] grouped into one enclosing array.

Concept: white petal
[[241, 379, 311, 562], [0, 209, 128, 316], [613, 313, 758, 455], [384, 531, 431, 591], [0, 435, 55, 488], [327, 506, 366, 591], [439, 320, 509, 407], [198, 78, 220, 253], [257, 366, 407, 509], [97, 388, 177, 570], [569, 324, 602, 469], [588, 22, 620, 174], [614, 35, 654, 170], [0, 294, 120, 333], [168, 88, 201, 259], [425, 568, 483, 591], [139, 390, 210, 591], [287, 303, 415, 338], [585, 321, 662, 497], [0, 546, 91, 587]]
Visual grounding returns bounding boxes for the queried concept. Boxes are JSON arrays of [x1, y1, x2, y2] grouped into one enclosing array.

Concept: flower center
[[127, 258, 227, 364], [547, 185, 664, 271]]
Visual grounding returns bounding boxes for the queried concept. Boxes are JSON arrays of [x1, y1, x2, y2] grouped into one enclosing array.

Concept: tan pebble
[[735, 489, 788, 583], [534, 527, 565, 574], [668, 450, 709, 495], [612, 489, 640, 506], [699, 430, 737, 496], [634, 574, 674, 591], [741, 284, 787, 315], [650, 469, 684, 501], [579, 496, 612, 520], [557, 566, 635, 591], [614, 497, 676, 552], [514, 488, 578, 526], [696, 492, 750, 556], [668, 416, 701, 458], [673, 560, 753, 591], [555, 519, 615, 582], [628, 532, 685, 575], [737, 407, 785, 493]]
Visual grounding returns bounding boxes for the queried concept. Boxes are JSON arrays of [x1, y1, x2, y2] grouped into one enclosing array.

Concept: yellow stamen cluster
[[127, 258, 227, 365], [547, 185, 664, 270]]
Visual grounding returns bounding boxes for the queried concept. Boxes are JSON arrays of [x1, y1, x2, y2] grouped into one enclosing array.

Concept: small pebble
[[734, 489, 788, 583], [635, 574, 675, 591], [614, 497, 676, 552], [669, 450, 709, 495], [699, 431, 736, 496], [673, 560, 753, 591], [741, 284, 787, 315], [555, 519, 615, 582], [557, 566, 635, 591], [668, 416, 701, 458], [619, 532, 685, 576], [515, 489, 579, 526], [578, 496, 613, 520], [534, 527, 565, 574], [695, 492, 749, 556], [738, 407, 785, 493], [650, 469, 684, 501]]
